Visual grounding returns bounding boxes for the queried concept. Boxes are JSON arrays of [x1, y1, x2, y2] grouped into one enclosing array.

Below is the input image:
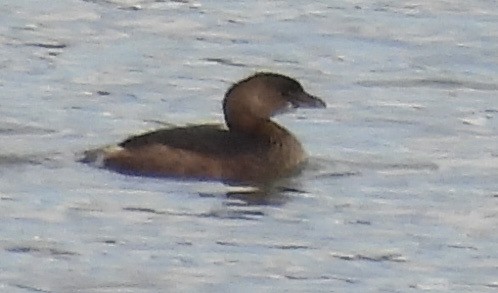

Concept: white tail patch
[[79, 145, 124, 167]]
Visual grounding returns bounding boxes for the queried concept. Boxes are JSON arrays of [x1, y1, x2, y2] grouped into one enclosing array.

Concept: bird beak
[[290, 91, 326, 109]]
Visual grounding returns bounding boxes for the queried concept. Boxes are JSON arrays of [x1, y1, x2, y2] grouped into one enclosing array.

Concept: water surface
[[1, 0, 497, 292]]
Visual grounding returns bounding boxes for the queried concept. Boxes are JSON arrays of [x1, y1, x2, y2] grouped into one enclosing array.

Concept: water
[[1, 0, 497, 292]]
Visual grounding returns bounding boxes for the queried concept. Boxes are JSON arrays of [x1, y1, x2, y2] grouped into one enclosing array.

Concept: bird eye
[[281, 89, 296, 96]]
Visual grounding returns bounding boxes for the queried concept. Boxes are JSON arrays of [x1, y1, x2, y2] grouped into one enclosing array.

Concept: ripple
[[284, 274, 357, 284], [357, 78, 498, 91], [216, 241, 238, 247], [0, 122, 55, 135], [25, 42, 67, 49], [331, 252, 407, 263], [270, 244, 309, 250], [122, 206, 165, 215], [334, 159, 439, 172], [316, 171, 361, 178], [122, 204, 265, 221], [5, 246, 78, 257], [447, 244, 478, 251], [203, 208, 264, 220], [12, 284, 51, 293], [203, 57, 247, 67], [0, 154, 43, 166]]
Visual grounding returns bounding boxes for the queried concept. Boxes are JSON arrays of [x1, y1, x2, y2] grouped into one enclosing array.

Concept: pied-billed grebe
[[81, 72, 326, 184]]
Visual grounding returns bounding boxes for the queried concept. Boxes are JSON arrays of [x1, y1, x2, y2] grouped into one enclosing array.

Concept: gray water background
[[0, 0, 497, 292]]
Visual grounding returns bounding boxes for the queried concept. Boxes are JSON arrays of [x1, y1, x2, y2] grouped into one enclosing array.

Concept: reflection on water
[[224, 185, 301, 206]]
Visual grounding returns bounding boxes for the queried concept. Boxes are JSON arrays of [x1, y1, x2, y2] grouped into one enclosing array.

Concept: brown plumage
[[80, 72, 326, 184]]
